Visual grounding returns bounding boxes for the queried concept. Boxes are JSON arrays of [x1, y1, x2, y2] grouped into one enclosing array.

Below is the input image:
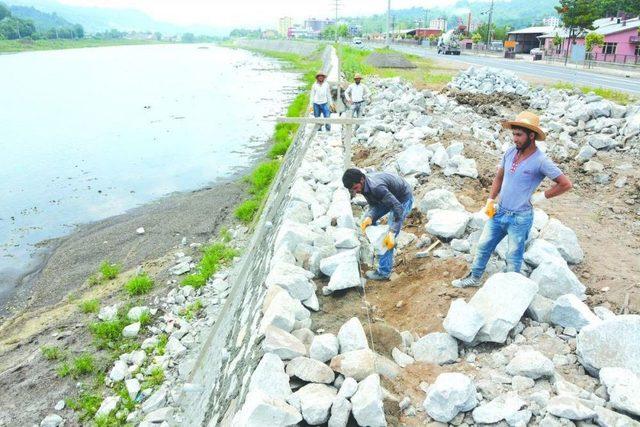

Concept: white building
[[278, 17, 293, 37], [542, 16, 560, 28], [429, 18, 447, 32]]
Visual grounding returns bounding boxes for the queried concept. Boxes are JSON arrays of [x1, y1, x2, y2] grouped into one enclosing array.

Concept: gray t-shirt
[[498, 146, 562, 212]]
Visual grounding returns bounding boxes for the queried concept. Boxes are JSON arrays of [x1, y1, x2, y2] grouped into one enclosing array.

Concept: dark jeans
[[313, 103, 330, 131]]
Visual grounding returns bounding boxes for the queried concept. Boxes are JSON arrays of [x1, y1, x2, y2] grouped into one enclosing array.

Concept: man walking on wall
[[345, 73, 370, 118], [310, 70, 334, 131], [452, 111, 573, 288], [342, 168, 413, 281]]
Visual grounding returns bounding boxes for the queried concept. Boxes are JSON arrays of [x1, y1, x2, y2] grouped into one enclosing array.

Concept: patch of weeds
[[66, 392, 103, 421], [94, 415, 122, 427], [219, 226, 232, 243], [124, 273, 154, 296], [337, 44, 375, 80], [87, 274, 102, 287], [142, 366, 165, 388], [99, 261, 121, 280], [550, 82, 634, 105], [90, 319, 126, 349], [113, 382, 136, 412], [41, 345, 62, 360], [79, 299, 100, 314], [71, 353, 95, 376], [138, 311, 152, 327], [234, 199, 260, 223], [57, 362, 71, 378], [181, 243, 238, 289], [180, 299, 204, 321], [234, 160, 281, 224], [155, 334, 168, 356]]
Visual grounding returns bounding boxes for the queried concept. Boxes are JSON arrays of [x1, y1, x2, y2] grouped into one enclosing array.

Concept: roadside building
[[305, 18, 335, 32], [278, 17, 293, 37], [429, 18, 447, 32], [542, 16, 561, 28], [406, 28, 442, 39], [507, 26, 556, 53]]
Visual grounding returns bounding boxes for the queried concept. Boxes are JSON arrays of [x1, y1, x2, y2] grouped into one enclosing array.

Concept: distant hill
[[7, 0, 221, 34], [9, 5, 72, 31]]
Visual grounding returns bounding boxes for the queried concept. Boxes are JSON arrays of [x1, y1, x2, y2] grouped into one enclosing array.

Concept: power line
[[385, 0, 391, 48]]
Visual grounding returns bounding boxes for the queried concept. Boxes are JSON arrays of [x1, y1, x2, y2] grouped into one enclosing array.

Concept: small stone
[[166, 336, 187, 358], [506, 349, 554, 379], [95, 395, 120, 418], [337, 317, 369, 353], [511, 376, 534, 391], [423, 372, 477, 423], [443, 299, 484, 343], [392, 347, 415, 368], [136, 227, 145, 235], [309, 333, 339, 362], [54, 400, 65, 411], [125, 378, 141, 400], [40, 414, 64, 427], [286, 357, 335, 384], [351, 374, 387, 427], [122, 322, 141, 338], [546, 395, 595, 420], [337, 377, 358, 399], [411, 332, 458, 365]]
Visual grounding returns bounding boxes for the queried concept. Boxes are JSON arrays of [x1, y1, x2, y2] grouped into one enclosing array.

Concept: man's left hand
[[383, 232, 395, 250], [531, 192, 547, 205]]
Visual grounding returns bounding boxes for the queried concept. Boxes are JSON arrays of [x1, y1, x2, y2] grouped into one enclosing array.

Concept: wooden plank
[[276, 117, 366, 125]]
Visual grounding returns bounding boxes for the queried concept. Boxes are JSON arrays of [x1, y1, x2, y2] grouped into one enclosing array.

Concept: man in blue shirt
[[342, 168, 413, 280], [453, 111, 573, 288]]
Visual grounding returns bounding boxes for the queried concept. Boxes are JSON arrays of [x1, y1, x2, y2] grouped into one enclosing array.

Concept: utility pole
[[486, 0, 494, 48], [385, 0, 391, 48], [334, 0, 339, 44]]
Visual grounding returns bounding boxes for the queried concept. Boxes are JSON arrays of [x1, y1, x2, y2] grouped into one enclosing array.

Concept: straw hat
[[501, 111, 546, 141], [354, 73, 363, 79], [316, 70, 327, 78]]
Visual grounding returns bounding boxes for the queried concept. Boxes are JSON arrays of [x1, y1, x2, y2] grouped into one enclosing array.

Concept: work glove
[[531, 192, 547, 205], [360, 217, 372, 233], [308, 106, 313, 113], [330, 104, 337, 113], [383, 232, 395, 250], [483, 198, 496, 218]]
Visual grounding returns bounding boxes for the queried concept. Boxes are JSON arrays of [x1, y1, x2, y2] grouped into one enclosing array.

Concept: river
[[0, 43, 299, 306]]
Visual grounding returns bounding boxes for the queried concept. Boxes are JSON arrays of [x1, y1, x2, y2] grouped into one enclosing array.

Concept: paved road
[[387, 44, 640, 96]]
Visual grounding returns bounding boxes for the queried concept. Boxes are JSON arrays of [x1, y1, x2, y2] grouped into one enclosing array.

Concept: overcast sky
[[57, 0, 463, 28]]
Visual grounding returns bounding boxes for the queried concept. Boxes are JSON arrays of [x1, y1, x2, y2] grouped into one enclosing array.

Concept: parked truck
[[437, 29, 461, 55]]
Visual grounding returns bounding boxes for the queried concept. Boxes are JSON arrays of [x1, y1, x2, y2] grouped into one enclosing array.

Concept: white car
[[530, 48, 543, 56]]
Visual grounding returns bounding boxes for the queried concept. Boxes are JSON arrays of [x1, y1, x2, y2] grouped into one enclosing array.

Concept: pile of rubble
[[448, 66, 529, 96]]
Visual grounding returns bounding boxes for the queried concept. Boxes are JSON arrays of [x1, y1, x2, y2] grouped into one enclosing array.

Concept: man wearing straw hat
[[452, 111, 573, 288], [310, 70, 334, 131], [345, 73, 370, 118]]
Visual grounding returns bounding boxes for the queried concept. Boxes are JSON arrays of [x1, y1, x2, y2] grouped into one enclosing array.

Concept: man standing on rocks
[[344, 73, 370, 118], [452, 111, 573, 288], [342, 168, 413, 281], [310, 70, 334, 132]]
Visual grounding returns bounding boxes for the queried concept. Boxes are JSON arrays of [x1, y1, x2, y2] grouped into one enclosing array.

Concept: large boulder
[[286, 357, 335, 384], [328, 397, 352, 427], [396, 144, 431, 176], [576, 315, 640, 376], [541, 219, 584, 264], [327, 260, 361, 292], [337, 317, 369, 353], [411, 332, 458, 364], [266, 262, 316, 301], [594, 406, 640, 427], [423, 373, 478, 423], [505, 349, 554, 379], [549, 294, 600, 331], [469, 273, 538, 343], [530, 258, 586, 300], [523, 239, 563, 268], [232, 390, 301, 426], [443, 299, 485, 343], [472, 393, 527, 424], [418, 189, 464, 214], [262, 326, 307, 360], [309, 333, 339, 363], [351, 374, 387, 427], [248, 353, 292, 400], [319, 250, 358, 277], [330, 349, 400, 381], [425, 209, 470, 239], [289, 383, 337, 425], [527, 294, 554, 323], [546, 396, 596, 420], [599, 367, 640, 417]]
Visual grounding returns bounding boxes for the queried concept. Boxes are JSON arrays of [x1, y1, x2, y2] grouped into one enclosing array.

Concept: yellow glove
[[483, 198, 496, 218], [383, 232, 395, 250], [308, 106, 313, 113], [360, 217, 372, 233]]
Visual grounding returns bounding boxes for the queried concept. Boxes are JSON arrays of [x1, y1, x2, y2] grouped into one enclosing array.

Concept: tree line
[[0, 3, 83, 40]]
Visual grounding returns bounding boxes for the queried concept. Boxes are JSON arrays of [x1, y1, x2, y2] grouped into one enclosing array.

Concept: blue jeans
[[370, 196, 414, 277], [350, 101, 364, 118], [313, 103, 330, 131], [471, 207, 534, 278]]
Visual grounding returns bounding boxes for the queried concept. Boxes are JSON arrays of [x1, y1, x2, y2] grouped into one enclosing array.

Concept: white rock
[[330, 349, 399, 382], [260, 286, 301, 333], [109, 360, 128, 382], [249, 353, 292, 400], [527, 294, 554, 323], [95, 395, 120, 418], [290, 383, 336, 425], [263, 326, 306, 360], [425, 209, 470, 239], [136, 227, 145, 235], [451, 238, 471, 253], [328, 396, 352, 427], [506, 409, 532, 427], [127, 306, 149, 321], [577, 315, 640, 376], [337, 377, 358, 399], [327, 260, 361, 292], [125, 378, 140, 400], [541, 219, 584, 264], [511, 376, 535, 392], [319, 250, 358, 276], [337, 317, 369, 353], [506, 349, 554, 379], [54, 400, 65, 411], [142, 407, 173, 424], [419, 189, 464, 214], [599, 367, 640, 417], [233, 390, 302, 426], [396, 144, 431, 175], [550, 294, 601, 331], [98, 304, 118, 321], [472, 393, 527, 424], [530, 258, 586, 300], [331, 227, 360, 249], [593, 306, 616, 321], [594, 405, 640, 427], [532, 208, 549, 230], [469, 272, 538, 343], [266, 262, 315, 301], [547, 395, 596, 420], [351, 374, 387, 427], [443, 298, 485, 343], [524, 239, 563, 267], [423, 372, 478, 423], [142, 388, 166, 413], [286, 357, 335, 384], [411, 332, 458, 365], [40, 414, 63, 427], [165, 336, 186, 358], [310, 333, 339, 362], [391, 347, 414, 368]]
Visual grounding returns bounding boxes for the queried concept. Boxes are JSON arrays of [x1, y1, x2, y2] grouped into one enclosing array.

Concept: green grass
[[181, 242, 238, 288], [89, 319, 127, 349], [41, 345, 63, 360], [57, 354, 95, 378], [155, 334, 168, 356], [138, 311, 152, 327], [219, 227, 232, 243], [123, 273, 154, 296], [550, 82, 634, 105], [180, 299, 204, 321], [142, 366, 165, 388], [94, 414, 122, 427], [337, 44, 375, 80], [79, 299, 100, 314], [99, 261, 120, 280], [0, 38, 169, 53], [66, 392, 103, 421]]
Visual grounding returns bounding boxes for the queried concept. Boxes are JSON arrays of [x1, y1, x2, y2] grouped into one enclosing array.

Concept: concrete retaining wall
[[231, 39, 322, 57]]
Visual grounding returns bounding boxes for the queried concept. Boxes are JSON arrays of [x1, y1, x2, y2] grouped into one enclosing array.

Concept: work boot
[[452, 273, 481, 288], [365, 270, 389, 281]]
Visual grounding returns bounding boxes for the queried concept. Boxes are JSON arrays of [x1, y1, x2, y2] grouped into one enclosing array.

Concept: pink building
[[539, 16, 640, 64]]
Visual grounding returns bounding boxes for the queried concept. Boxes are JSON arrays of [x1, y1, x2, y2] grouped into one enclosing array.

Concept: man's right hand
[[483, 199, 496, 218], [360, 217, 372, 233]]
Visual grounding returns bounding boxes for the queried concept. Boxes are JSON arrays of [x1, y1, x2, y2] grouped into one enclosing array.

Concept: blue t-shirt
[[498, 146, 562, 212]]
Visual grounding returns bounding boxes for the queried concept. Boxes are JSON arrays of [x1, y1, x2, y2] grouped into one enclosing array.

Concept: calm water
[[0, 44, 298, 286]]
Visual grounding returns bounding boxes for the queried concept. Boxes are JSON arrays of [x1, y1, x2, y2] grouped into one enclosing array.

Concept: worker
[[452, 111, 573, 288], [342, 168, 413, 281], [309, 70, 333, 131], [344, 73, 370, 118]]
